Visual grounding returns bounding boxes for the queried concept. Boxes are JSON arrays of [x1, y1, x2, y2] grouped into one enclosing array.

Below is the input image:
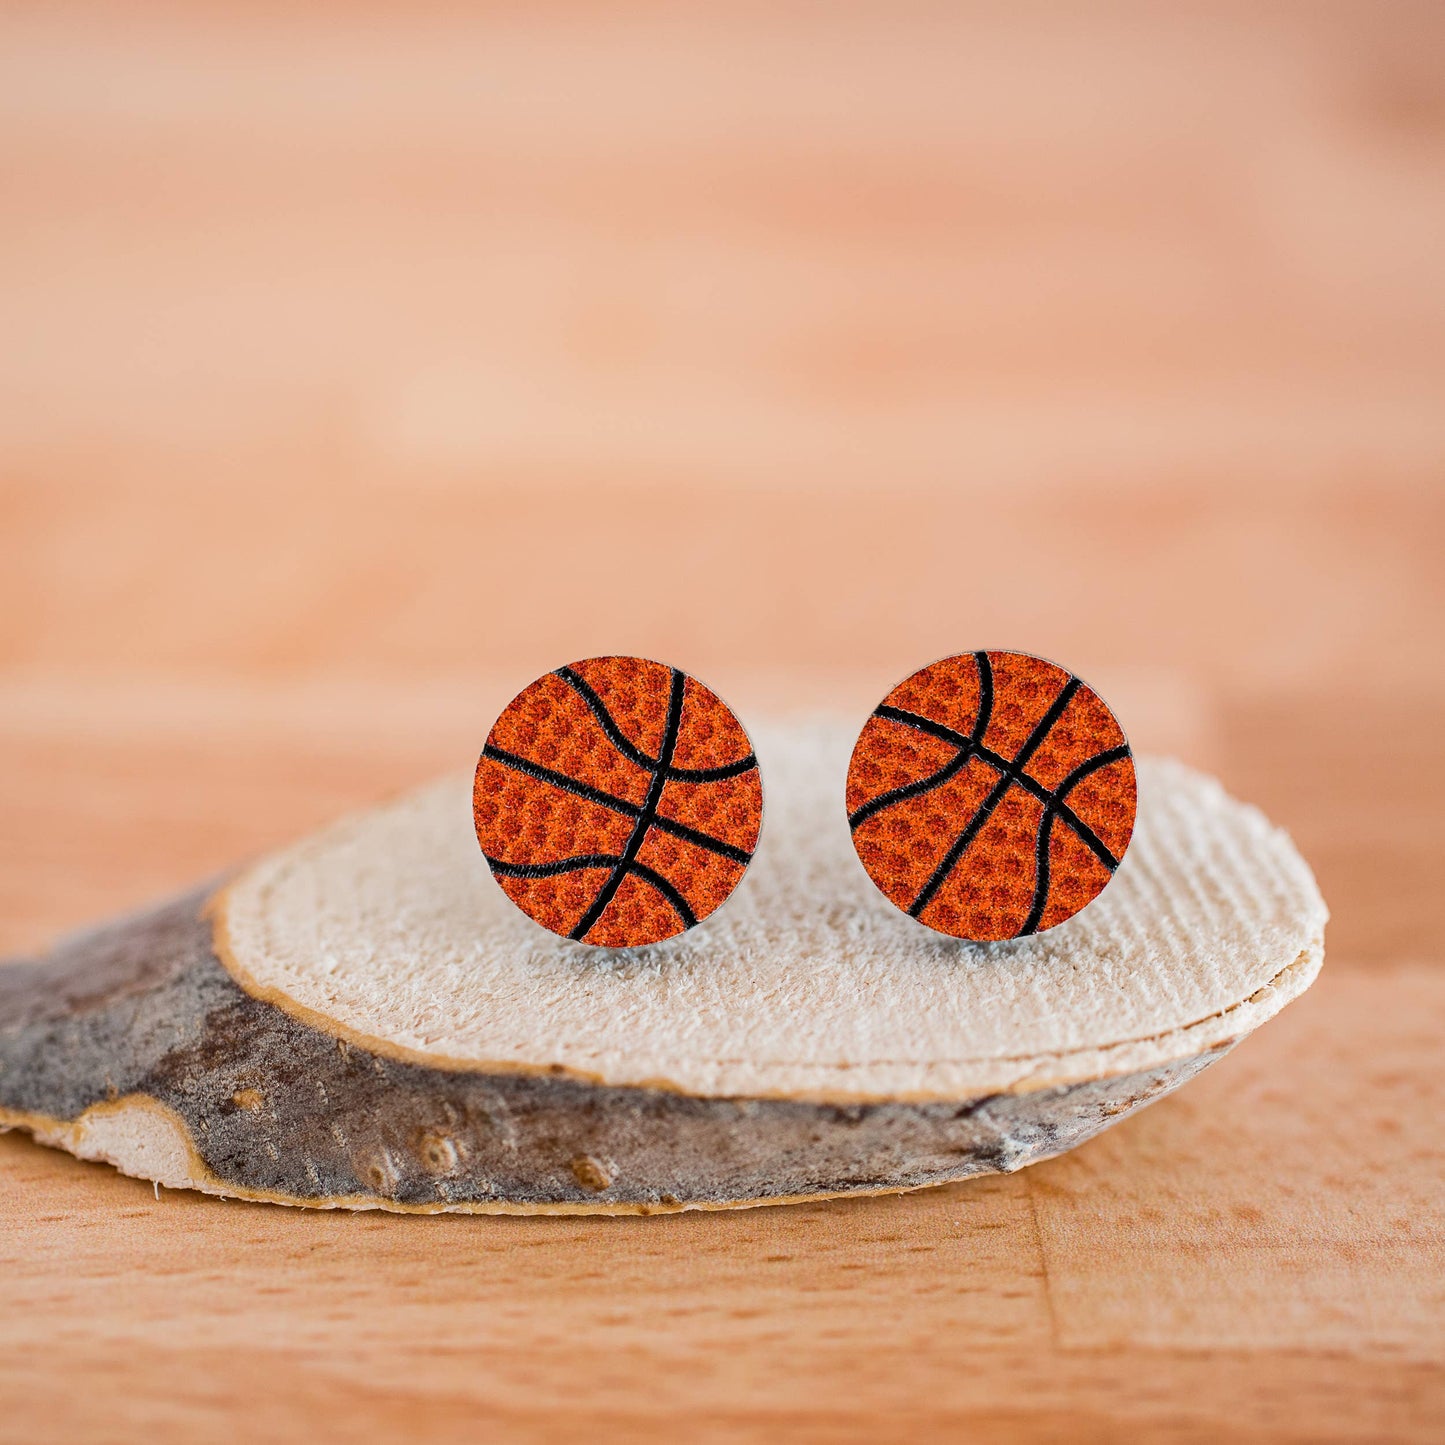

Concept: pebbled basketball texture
[[847, 651, 1136, 941], [474, 657, 762, 947]]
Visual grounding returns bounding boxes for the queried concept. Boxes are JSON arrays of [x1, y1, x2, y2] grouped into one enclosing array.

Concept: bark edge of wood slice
[[0, 724, 1326, 1214]]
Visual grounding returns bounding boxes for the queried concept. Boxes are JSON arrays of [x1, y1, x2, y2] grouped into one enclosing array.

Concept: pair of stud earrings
[[473, 651, 1137, 948]]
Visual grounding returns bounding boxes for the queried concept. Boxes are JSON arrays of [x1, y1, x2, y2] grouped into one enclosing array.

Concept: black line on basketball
[[485, 854, 621, 879], [484, 743, 749, 865], [558, 665, 757, 784], [867, 704, 1120, 867], [569, 667, 687, 941], [627, 861, 698, 929], [908, 677, 1080, 918], [556, 666, 660, 772], [483, 745, 642, 818]]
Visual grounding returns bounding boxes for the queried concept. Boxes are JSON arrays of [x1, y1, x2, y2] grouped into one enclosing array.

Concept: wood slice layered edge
[[0, 744, 1326, 1215], [0, 887, 1246, 1213]]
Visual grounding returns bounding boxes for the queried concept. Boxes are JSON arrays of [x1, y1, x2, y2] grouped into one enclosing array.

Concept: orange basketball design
[[474, 657, 763, 947], [846, 652, 1136, 941]]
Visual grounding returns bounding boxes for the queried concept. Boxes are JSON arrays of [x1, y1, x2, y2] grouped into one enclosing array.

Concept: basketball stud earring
[[474, 656, 763, 947], [846, 651, 1137, 941]]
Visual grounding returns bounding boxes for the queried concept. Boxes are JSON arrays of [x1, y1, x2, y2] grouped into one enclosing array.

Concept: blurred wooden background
[[0, 3, 1441, 1441]]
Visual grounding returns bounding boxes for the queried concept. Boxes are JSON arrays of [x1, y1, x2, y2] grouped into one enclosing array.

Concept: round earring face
[[475, 657, 762, 947], [847, 651, 1136, 941]]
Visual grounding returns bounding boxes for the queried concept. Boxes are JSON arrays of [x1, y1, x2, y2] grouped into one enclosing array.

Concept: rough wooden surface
[[1, 747, 1323, 1211], [1, 884, 1235, 1212], [1, 2, 1443, 1440]]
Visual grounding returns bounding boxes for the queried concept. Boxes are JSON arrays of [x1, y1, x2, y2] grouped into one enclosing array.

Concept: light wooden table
[[1, 4, 1441, 1440]]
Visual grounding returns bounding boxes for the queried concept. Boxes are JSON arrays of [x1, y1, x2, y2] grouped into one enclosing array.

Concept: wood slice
[[0, 724, 1325, 1214]]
